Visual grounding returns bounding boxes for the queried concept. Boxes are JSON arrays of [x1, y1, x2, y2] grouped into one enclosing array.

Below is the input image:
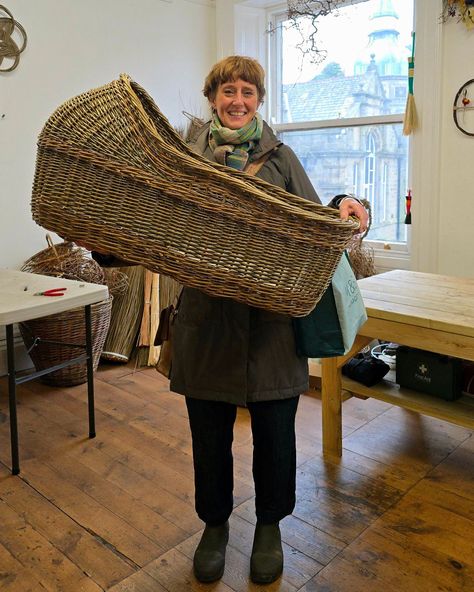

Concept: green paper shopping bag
[[293, 253, 368, 358]]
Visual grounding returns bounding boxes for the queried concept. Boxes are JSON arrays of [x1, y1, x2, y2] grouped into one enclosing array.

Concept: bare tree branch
[[282, 1, 350, 65]]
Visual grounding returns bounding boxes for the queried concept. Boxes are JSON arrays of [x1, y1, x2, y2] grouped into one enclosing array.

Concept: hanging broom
[[403, 32, 418, 136]]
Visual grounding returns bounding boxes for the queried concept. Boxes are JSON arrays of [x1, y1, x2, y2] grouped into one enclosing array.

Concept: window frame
[[266, 0, 413, 263]]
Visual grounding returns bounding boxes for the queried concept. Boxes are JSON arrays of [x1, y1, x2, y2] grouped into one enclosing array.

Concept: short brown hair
[[203, 55, 266, 103]]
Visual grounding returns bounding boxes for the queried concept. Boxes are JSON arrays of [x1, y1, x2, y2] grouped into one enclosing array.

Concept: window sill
[[369, 243, 410, 272]]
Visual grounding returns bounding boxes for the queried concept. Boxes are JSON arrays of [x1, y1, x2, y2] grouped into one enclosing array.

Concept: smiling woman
[[170, 54, 369, 586]]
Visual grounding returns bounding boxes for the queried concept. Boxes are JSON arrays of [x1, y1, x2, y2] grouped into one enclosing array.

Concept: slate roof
[[282, 67, 386, 123]]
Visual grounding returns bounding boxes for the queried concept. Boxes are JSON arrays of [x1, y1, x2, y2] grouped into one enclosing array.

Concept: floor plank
[[0, 498, 103, 591], [19, 459, 162, 567], [0, 539, 48, 591], [0, 465, 134, 589], [107, 569, 168, 592]]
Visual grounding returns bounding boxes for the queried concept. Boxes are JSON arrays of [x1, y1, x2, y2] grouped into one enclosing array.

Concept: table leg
[[85, 305, 96, 438], [320, 336, 373, 458], [6, 324, 20, 475], [321, 356, 343, 458]]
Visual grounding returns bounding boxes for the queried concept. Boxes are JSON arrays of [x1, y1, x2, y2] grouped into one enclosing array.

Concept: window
[[268, 0, 414, 246]]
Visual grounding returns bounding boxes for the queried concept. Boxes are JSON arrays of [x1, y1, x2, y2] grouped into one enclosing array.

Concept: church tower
[[354, 0, 409, 113]]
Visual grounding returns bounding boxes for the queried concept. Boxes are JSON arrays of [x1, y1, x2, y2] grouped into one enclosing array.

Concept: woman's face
[[211, 78, 260, 129]]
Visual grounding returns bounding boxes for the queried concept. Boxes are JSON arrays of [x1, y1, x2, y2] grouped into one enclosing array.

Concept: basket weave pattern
[[20, 239, 112, 386], [19, 299, 112, 387], [32, 75, 358, 316]]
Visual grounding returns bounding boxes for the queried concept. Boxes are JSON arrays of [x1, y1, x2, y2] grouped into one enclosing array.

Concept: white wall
[[437, 20, 474, 276], [1, 0, 216, 270], [410, 0, 474, 278]]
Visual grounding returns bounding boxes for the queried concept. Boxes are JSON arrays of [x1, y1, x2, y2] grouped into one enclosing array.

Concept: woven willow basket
[[19, 298, 112, 387], [19, 238, 112, 386], [32, 75, 359, 316]]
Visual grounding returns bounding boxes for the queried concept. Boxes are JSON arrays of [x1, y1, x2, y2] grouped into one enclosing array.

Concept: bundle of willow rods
[[31, 74, 359, 316], [134, 273, 182, 367], [101, 265, 144, 363], [135, 269, 160, 367]]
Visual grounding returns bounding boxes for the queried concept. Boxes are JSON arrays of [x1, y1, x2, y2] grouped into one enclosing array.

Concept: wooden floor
[[0, 362, 473, 592]]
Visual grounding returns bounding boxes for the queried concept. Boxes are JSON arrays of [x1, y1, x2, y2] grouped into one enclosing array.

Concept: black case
[[396, 346, 463, 401]]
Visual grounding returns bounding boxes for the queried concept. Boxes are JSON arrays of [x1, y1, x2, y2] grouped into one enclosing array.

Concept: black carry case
[[396, 346, 463, 401]]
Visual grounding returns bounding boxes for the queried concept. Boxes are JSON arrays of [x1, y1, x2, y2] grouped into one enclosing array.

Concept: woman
[[171, 56, 368, 584]]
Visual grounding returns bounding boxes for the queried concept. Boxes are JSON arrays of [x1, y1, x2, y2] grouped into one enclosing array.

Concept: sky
[[282, 0, 415, 84]]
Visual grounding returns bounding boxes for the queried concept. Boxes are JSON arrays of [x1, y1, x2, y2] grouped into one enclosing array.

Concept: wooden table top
[[0, 269, 109, 325], [358, 270, 474, 338]]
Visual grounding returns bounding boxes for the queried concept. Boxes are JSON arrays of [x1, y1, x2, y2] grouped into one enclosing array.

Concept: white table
[[0, 269, 109, 474]]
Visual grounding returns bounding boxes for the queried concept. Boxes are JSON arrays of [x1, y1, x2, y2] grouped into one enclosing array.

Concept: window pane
[[279, 124, 408, 243], [277, 0, 414, 123]]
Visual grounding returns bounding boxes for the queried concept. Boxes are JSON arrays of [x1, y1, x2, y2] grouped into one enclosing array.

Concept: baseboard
[[0, 325, 34, 377]]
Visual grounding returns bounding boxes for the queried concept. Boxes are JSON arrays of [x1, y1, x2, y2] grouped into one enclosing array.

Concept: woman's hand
[[338, 198, 369, 234]]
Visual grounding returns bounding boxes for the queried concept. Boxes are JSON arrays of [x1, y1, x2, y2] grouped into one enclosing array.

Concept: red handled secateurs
[[34, 287, 67, 296]]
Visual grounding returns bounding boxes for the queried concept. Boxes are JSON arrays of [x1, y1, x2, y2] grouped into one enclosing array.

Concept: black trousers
[[185, 396, 299, 526]]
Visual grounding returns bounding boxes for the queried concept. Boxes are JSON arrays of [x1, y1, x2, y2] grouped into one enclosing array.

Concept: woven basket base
[[19, 298, 112, 387]]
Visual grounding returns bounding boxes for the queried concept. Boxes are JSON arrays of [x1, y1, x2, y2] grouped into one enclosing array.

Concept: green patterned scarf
[[209, 112, 263, 170]]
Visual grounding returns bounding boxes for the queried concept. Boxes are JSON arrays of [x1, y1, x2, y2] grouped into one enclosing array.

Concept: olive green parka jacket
[[170, 120, 322, 406]]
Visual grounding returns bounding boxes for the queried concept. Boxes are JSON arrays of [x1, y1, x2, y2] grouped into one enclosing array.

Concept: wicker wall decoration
[[442, 0, 474, 30], [0, 5, 27, 72], [31, 75, 359, 317], [453, 79, 474, 136]]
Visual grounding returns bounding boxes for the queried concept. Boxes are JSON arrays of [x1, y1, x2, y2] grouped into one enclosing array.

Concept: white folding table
[[0, 269, 109, 474]]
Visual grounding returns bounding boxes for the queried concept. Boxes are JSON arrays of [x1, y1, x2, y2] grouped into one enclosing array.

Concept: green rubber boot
[[250, 522, 283, 584], [193, 521, 229, 582]]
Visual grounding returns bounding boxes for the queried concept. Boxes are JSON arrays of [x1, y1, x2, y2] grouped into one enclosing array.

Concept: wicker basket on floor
[[31, 75, 359, 316], [19, 238, 112, 386], [19, 298, 112, 386]]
